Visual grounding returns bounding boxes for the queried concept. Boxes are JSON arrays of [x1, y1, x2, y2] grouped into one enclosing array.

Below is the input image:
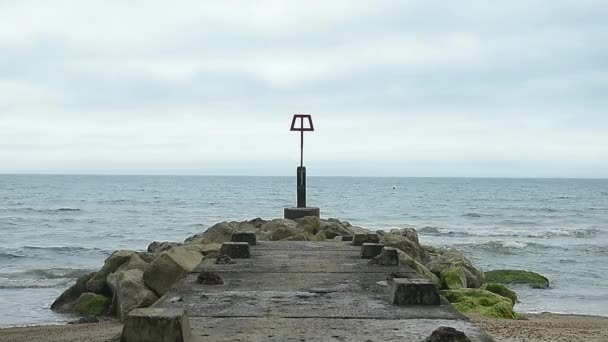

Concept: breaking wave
[[0, 268, 91, 289]]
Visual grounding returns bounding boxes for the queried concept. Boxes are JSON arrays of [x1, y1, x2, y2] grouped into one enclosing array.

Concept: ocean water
[[0, 175, 607, 327]]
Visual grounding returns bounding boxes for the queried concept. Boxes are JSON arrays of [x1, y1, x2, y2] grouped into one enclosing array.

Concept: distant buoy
[[392, 186, 396, 190]]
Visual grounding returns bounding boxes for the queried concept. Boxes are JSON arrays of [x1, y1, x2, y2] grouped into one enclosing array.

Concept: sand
[[0, 321, 122, 342], [469, 313, 608, 342], [0, 313, 606, 341]]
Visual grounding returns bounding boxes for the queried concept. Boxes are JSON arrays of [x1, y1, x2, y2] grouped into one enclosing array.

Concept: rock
[[219, 242, 250, 258], [312, 230, 326, 241], [282, 232, 313, 241], [136, 252, 156, 263], [215, 255, 235, 264], [484, 283, 518, 305], [51, 272, 96, 311], [381, 234, 425, 261], [350, 225, 370, 234], [185, 221, 242, 244], [247, 217, 267, 229], [60, 292, 111, 316], [441, 267, 467, 290], [441, 289, 518, 319], [388, 227, 420, 245], [113, 269, 158, 321], [143, 247, 203, 296], [231, 231, 257, 245], [86, 250, 137, 295], [397, 250, 440, 285], [107, 254, 150, 294], [425, 326, 471, 342], [295, 216, 322, 235], [147, 241, 181, 254], [270, 226, 301, 241], [197, 272, 223, 285], [320, 221, 352, 239], [255, 231, 271, 241], [425, 250, 484, 288], [484, 269, 549, 289], [121, 308, 192, 342], [68, 316, 99, 324], [260, 218, 297, 232]]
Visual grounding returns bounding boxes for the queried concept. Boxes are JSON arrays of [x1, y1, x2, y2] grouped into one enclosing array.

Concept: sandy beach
[[0, 313, 606, 341], [469, 313, 608, 342]]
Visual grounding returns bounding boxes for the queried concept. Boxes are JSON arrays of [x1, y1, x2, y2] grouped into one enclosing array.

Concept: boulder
[[136, 252, 157, 263], [350, 226, 370, 234], [312, 230, 326, 241], [60, 292, 111, 316], [381, 234, 425, 262], [51, 272, 96, 311], [112, 269, 159, 321], [397, 250, 440, 285], [185, 221, 240, 244], [255, 230, 271, 241], [247, 217, 267, 229], [260, 218, 297, 232], [269, 226, 301, 241], [426, 327, 471, 342], [147, 241, 182, 254], [296, 216, 322, 235], [143, 247, 203, 296], [388, 227, 420, 245], [483, 283, 518, 305], [425, 250, 484, 288], [441, 267, 467, 290], [282, 233, 312, 241], [320, 221, 352, 239], [441, 289, 518, 319], [107, 254, 150, 294], [86, 250, 136, 295], [484, 270, 549, 289]]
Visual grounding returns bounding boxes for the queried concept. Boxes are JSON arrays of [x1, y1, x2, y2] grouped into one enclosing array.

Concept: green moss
[[72, 293, 111, 316], [485, 270, 549, 289], [484, 283, 517, 305], [441, 289, 518, 319], [441, 267, 467, 289]]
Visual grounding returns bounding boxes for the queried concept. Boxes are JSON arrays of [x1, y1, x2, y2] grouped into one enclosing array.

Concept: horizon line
[[0, 172, 606, 180]]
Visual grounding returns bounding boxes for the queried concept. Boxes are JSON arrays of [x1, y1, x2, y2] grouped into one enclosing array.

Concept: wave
[[456, 240, 554, 255], [419, 226, 603, 239], [418, 226, 474, 237], [0, 268, 91, 289], [463, 213, 482, 218], [0, 252, 26, 259], [5, 207, 82, 213]]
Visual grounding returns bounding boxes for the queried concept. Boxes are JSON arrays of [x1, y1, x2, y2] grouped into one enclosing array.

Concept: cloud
[[0, 0, 607, 176]]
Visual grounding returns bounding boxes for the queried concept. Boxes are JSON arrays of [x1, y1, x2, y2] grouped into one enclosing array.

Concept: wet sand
[[0, 313, 607, 341]]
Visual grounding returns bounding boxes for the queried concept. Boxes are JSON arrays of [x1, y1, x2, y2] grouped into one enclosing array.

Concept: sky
[[0, 1, 607, 177]]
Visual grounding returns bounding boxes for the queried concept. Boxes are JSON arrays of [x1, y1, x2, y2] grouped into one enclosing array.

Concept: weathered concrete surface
[[121, 308, 191, 342], [154, 240, 494, 341]]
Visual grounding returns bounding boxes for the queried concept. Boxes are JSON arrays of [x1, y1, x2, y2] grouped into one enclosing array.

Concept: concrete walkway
[[153, 240, 494, 341]]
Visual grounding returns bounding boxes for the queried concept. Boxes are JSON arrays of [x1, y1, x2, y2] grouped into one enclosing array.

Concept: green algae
[[485, 270, 549, 289], [483, 283, 518, 305], [441, 267, 467, 289], [71, 293, 111, 316], [441, 288, 518, 319]]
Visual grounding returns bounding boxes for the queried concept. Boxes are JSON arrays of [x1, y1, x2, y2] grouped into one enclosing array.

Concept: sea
[[0, 175, 607, 327]]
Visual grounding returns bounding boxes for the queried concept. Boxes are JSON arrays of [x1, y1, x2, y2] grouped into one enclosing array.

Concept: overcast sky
[[1, 1, 606, 177]]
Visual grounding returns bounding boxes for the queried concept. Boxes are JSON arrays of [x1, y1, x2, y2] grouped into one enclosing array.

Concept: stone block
[[231, 231, 257, 245], [372, 247, 400, 266], [352, 233, 380, 246], [220, 242, 250, 259], [121, 308, 191, 342], [360, 243, 385, 259], [284, 207, 320, 220], [390, 278, 440, 305], [341, 235, 354, 241]]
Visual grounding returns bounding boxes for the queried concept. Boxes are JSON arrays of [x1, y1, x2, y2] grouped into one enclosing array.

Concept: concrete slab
[[153, 240, 493, 341], [189, 317, 494, 342]]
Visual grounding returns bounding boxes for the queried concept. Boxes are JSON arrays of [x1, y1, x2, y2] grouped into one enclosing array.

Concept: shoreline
[[1, 313, 607, 342]]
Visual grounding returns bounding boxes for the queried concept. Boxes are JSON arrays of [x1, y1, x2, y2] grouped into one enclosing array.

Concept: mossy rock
[[441, 288, 518, 319], [485, 270, 549, 289], [483, 283, 517, 305], [65, 292, 112, 316], [441, 267, 467, 290]]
